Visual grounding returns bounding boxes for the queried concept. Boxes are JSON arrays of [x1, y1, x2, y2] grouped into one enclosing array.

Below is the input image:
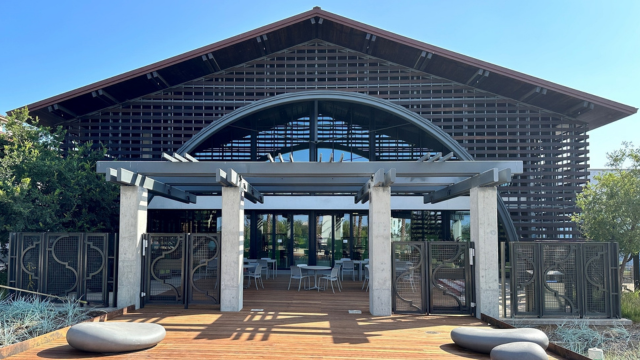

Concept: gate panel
[[187, 234, 220, 305], [392, 242, 426, 314], [44, 233, 82, 299], [541, 243, 580, 317], [582, 243, 609, 317], [429, 242, 471, 314], [511, 243, 539, 316], [15, 233, 45, 293], [83, 233, 109, 305], [146, 233, 185, 303]]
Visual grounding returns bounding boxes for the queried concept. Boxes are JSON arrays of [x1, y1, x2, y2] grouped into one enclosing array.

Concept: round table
[[297, 265, 331, 291]]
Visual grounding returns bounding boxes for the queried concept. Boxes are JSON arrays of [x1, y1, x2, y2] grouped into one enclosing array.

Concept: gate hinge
[[142, 239, 148, 256], [469, 248, 475, 266], [471, 302, 476, 307], [141, 292, 146, 298]]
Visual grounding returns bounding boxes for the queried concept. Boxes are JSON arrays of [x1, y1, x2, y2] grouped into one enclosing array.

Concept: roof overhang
[[11, 7, 636, 129]]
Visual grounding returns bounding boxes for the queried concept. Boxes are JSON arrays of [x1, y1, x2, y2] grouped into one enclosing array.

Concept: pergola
[[97, 157, 522, 318]]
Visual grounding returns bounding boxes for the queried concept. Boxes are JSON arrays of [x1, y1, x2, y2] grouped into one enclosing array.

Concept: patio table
[[335, 260, 367, 281], [297, 265, 331, 291], [261, 258, 277, 278]]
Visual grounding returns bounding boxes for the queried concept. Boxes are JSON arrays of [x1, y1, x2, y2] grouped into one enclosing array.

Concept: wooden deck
[[10, 273, 563, 359]]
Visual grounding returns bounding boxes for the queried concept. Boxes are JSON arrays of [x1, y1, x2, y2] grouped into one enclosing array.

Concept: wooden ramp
[[10, 274, 563, 359]]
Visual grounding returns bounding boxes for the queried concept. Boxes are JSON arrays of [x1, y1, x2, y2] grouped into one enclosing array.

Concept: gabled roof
[[13, 7, 637, 129]]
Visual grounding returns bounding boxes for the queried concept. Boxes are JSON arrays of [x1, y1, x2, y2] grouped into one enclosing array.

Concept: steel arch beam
[[175, 90, 520, 242]]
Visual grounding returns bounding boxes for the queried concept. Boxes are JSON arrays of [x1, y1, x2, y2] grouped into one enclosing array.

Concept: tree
[[0, 108, 120, 260], [572, 142, 640, 282]]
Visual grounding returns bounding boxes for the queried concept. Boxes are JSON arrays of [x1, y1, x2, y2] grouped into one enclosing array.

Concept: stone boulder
[[67, 322, 166, 353], [450, 327, 548, 354], [490, 341, 548, 360]]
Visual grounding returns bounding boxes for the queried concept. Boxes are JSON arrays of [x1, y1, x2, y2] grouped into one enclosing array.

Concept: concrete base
[[501, 318, 633, 326]]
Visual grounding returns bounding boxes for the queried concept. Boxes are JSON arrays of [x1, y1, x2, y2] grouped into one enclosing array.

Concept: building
[[7, 8, 637, 314], [0, 114, 7, 134]]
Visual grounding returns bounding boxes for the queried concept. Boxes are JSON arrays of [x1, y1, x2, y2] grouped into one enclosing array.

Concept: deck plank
[[9, 274, 563, 359]]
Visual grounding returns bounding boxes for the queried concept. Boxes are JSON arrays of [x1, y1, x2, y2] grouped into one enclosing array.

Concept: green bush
[[621, 291, 640, 323]]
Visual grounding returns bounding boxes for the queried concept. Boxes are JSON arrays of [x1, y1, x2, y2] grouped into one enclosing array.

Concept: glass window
[[450, 211, 470, 241]]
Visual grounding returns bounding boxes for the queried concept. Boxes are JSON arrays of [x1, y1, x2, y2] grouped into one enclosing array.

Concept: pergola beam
[[424, 168, 511, 204], [355, 169, 395, 204], [215, 169, 264, 204], [108, 168, 196, 204], [97, 161, 523, 179]]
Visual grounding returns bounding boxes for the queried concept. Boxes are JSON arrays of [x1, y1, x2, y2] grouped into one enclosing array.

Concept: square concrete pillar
[[470, 186, 498, 319], [117, 186, 148, 309], [220, 186, 245, 312], [369, 186, 392, 316]]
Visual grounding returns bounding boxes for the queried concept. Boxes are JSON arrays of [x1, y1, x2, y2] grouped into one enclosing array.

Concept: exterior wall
[[65, 41, 589, 240]]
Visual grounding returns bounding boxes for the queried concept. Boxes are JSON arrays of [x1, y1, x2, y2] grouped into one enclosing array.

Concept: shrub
[[0, 295, 88, 347], [621, 291, 640, 323]]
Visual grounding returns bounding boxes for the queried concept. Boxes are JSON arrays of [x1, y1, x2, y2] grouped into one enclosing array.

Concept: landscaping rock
[[490, 342, 547, 360], [66, 322, 165, 353], [450, 327, 548, 354]]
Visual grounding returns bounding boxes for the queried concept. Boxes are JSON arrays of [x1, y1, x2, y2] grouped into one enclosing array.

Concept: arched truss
[[177, 90, 518, 242]]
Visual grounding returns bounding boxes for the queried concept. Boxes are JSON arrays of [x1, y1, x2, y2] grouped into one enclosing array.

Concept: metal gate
[[506, 241, 620, 318], [141, 233, 220, 307], [392, 241, 474, 315], [8, 232, 117, 306]]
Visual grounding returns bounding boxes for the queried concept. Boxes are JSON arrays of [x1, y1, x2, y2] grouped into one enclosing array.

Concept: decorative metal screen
[[142, 233, 220, 307], [506, 241, 620, 319], [428, 242, 472, 314], [7, 233, 115, 306], [144, 233, 185, 304], [392, 242, 426, 314], [187, 234, 220, 305]]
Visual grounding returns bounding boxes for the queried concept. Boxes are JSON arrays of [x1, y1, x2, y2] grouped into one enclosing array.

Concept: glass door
[[274, 214, 291, 269], [352, 214, 368, 260], [256, 214, 273, 260], [292, 214, 309, 266], [334, 214, 350, 261], [316, 214, 333, 266]]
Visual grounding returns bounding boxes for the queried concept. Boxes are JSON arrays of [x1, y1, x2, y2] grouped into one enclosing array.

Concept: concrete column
[[470, 186, 498, 319], [369, 186, 392, 316], [117, 186, 148, 309], [220, 186, 245, 312]]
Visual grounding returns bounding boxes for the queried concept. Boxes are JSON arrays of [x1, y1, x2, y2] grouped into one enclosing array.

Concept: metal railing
[[7, 232, 117, 307]]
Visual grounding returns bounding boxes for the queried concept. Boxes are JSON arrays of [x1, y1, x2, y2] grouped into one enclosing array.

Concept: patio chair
[[257, 259, 270, 279], [362, 266, 369, 291], [319, 267, 341, 293], [288, 265, 310, 291], [245, 264, 264, 290], [342, 260, 356, 281]]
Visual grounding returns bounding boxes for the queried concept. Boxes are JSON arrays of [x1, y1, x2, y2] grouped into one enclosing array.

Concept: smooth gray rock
[[490, 342, 548, 360], [450, 327, 548, 354], [67, 322, 166, 353]]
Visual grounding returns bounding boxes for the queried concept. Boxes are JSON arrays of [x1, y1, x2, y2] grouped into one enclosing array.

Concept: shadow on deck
[[11, 274, 562, 359]]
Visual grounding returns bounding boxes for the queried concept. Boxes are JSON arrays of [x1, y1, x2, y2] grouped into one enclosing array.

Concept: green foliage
[[0, 108, 119, 255], [572, 142, 640, 278], [621, 291, 640, 323]]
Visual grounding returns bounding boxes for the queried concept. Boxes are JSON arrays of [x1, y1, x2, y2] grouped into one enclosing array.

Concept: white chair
[[319, 267, 342, 293], [362, 266, 369, 291], [257, 259, 270, 279], [244, 264, 264, 290], [342, 260, 356, 281], [288, 265, 310, 291]]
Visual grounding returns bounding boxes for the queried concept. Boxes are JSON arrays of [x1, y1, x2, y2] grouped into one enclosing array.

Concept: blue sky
[[1, 0, 638, 168]]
